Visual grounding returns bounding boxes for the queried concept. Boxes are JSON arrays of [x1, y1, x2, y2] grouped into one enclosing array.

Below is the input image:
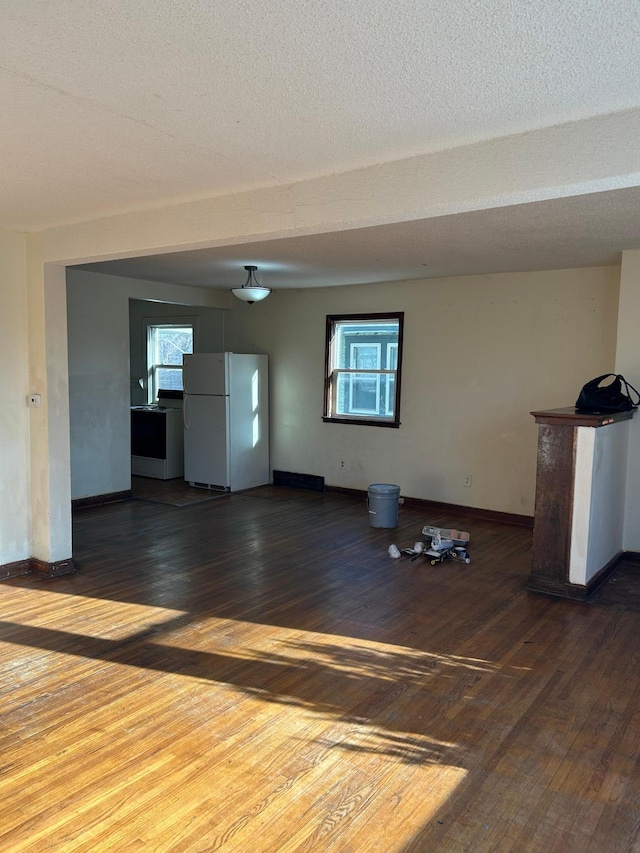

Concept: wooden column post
[[528, 407, 633, 599]]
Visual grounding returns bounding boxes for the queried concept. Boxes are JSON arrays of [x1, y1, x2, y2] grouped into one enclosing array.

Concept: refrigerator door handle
[[183, 393, 189, 430]]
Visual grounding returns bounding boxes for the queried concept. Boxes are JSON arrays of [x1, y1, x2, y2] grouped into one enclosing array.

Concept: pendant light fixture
[[231, 265, 271, 304]]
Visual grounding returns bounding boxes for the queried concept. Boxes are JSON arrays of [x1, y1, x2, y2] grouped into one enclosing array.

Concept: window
[[349, 343, 381, 414], [323, 313, 403, 427], [147, 323, 194, 402]]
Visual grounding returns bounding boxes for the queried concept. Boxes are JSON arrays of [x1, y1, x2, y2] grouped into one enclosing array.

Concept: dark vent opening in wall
[[273, 470, 325, 492]]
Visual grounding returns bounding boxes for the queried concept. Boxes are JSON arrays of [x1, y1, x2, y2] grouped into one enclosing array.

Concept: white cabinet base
[[131, 454, 182, 480]]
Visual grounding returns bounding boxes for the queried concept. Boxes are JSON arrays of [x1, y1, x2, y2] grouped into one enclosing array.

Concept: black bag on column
[[575, 373, 640, 413]]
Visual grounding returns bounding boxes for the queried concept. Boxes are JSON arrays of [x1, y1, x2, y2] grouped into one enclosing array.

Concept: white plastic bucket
[[367, 483, 401, 528]]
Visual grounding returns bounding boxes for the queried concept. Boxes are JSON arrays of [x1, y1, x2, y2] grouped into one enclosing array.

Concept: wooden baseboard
[[401, 496, 533, 528], [325, 485, 365, 498], [0, 559, 33, 581], [527, 549, 635, 601], [0, 556, 76, 581], [325, 485, 534, 528], [32, 558, 76, 578], [72, 490, 132, 510]]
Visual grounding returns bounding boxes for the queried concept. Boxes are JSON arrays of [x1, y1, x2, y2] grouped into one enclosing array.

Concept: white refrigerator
[[183, 352, 269, 491]]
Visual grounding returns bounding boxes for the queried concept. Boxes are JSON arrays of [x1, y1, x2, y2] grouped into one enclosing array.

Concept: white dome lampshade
[[231, 265, 271, 304]]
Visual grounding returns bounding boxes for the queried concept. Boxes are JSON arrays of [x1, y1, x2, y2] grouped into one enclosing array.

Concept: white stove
[[131, 393, 184, 479]]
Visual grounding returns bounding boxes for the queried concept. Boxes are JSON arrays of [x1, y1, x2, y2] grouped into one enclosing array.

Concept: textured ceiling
[[75, 187, 640, 288], [4, 2, 640, 287], [2, 0, 640, 232]]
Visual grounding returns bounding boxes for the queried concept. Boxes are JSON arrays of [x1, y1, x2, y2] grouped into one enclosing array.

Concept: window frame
[[385, 342, 398, 415], [145, 319, 195, 403], [323, 312, 404, 428]]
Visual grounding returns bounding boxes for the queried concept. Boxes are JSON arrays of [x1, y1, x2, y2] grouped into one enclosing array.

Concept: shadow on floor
[[131, 475, 229, 507]]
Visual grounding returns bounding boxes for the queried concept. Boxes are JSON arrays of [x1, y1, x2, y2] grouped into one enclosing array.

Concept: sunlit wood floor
[[1, 486, 639, 852]]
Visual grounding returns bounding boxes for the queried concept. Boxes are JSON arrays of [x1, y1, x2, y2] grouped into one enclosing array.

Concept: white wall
[[0, 230, 31, 562], [616, 249, 640, 551], [67, 269, 227, 500], [225, 266, 620, 515], [67, 276, 130, 499], [31, 259, 72, 562], [570, 423, 629, 584], [587, 424, 629, 579]]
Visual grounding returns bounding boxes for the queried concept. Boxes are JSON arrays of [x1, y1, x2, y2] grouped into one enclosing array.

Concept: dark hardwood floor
[[1, 485, 639, 852], [131, 475, 229, 506]]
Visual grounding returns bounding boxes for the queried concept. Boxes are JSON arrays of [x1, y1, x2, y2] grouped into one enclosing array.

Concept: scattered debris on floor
[[389, 525, 471, 564]]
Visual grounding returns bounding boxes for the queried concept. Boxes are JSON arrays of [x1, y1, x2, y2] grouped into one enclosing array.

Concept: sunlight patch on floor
[[0, 593, 477, 849], [0, 586, 184, 641]]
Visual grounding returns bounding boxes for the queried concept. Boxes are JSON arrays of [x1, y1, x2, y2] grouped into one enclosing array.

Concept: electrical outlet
[[463, 473, 472, 487], [339, 460, 347, 470]]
